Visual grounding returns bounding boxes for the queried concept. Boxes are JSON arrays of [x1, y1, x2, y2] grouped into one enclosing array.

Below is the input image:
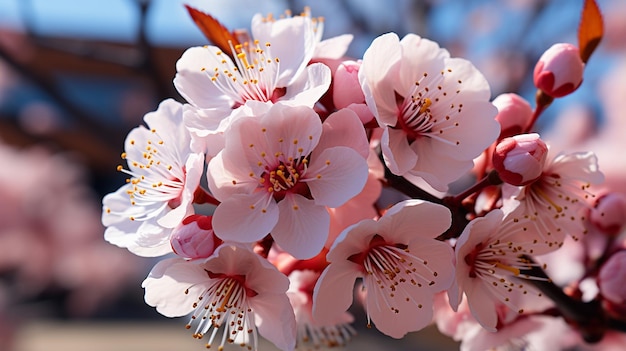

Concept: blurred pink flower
[[359, 32, 500, 191], [287, 269, 355, 349], [313, 199, 454, 338], [142, 244, 296, 351]]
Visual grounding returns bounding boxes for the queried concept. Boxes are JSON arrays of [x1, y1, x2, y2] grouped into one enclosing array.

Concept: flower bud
[[492, 93, 533, 139], [492, 133, 548, 186], [333, 60, 374, 124], [599, 251, 626, 305], [589, 193, 626, 236], [533, 43, 584, 98], [170, 214, 221, 259]]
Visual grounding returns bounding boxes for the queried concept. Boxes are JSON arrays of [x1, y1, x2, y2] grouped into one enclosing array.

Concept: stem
[[446, 170, 502, 208], [524, 89, 554, 133], [521, 255, 607, 343]]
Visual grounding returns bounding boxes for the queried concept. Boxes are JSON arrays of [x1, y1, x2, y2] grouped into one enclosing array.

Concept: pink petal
[[381, 127, 418, 175], [312, 260, 362, 323], [466, 282, 498, 332], [307, 146, 369, 208], [364, 273, 435, 338], [142, 258, 207, 317], [314, 34, 353, 59], [211, 192, 279, 243], [397, 34, 448, 96], [380, 200, 451, 243], [207, 152, 258, 200], [272, 194, 330, 259], [317, 108, 370, 159], [251, 293, 297, 351], [360, 33, 402, 125]]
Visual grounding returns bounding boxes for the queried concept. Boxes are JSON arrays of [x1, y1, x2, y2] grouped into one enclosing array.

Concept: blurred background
[[0, 0, 625, 350]]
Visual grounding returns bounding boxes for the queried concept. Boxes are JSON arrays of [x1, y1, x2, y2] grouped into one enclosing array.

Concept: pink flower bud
[[492, 133, 548, 186], [589, 193, 626, 236], [599, 251, 626, 305], [492, 93, 533, 139], [333, 60, 364, 109], [170, 214, 221, 259], [533, 43, 584, 98]]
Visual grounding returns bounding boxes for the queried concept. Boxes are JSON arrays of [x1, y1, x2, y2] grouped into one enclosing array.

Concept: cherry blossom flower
[[287, 269, 355, 349], [142, 244, 296, 351], [175, 10, 335, 155], [450, 209, 552, 332], [312, 199, 455, 338], [207, 103, 369, 259], [102, 99, 205, 257], [359, 32, 500, 191], [503, 151, 604, 246]]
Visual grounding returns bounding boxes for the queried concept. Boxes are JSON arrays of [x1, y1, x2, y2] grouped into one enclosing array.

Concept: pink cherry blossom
[[142, 244, 296, 351], [450, 209, 552, 332], [503, 151, 604, 247], [312, 199, 455, 338], [207, 104, 369, 259], [533, 43, 585, 98], [359, 32, 500, 191], [492, 133, 549, 186], [102, 99, 204, 257], [287, 269, 355, 349], [170, 215, 222, 260], [174, 10, 334, 155]]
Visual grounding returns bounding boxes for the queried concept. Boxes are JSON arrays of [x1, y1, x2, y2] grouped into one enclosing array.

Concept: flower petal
[[381, 127, 418, 175], [317, 108, 370, 159], [307, 146, 369, 208], [312, 260, 361, 324], [272, 194, 330, 259], [211, 192, 278, 243], [251, 292, 297, 351]]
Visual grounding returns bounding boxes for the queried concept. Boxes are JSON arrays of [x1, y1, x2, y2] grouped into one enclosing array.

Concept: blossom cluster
[[101, 4, 626, 351]]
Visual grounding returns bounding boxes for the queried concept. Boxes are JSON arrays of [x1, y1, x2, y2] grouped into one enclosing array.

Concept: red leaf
[[184, 4, 240, 57], [577, 0, 604, 63]]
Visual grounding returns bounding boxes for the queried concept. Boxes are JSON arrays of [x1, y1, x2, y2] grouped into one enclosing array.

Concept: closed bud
[[492, 133, 548, 186], [533, 43, 584, 98], [333, 60, 374, 124], [492, 93, 533, 139], [599, 251, 626, 305], [170, 214, 221, 259], [589, 193, 626, 236]]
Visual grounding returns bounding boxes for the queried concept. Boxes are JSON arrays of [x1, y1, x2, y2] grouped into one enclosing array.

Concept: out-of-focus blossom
[[287, 269, 355, 349], [313, 200, 454, 338], [0, 140, 141, 316], [493, 133, 548, 186], [102, 99, 204, 257], [598, 251, 626, 305], [589, 192, 626, 236], [143, 244, 296, 351], [360, 32, 500, 191], [533, 43, 584, 98], [207, 104, 368, 259], [492, 93, 533, 139]]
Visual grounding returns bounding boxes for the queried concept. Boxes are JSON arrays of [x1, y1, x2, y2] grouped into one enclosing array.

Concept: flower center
[[113, 130, 185, 221], [394, 70, 463, 146], [208, 40, 283, 107], [185, 272, 258, 350], [349, 235, 438, 322], [261, 159, 311, 202]]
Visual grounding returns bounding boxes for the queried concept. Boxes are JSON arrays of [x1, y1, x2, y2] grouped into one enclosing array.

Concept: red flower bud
[[170, 214, 221, 259], [492, 93, 533, 139], [533, 43, 584, 98], [493, 133, 548, 186]]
